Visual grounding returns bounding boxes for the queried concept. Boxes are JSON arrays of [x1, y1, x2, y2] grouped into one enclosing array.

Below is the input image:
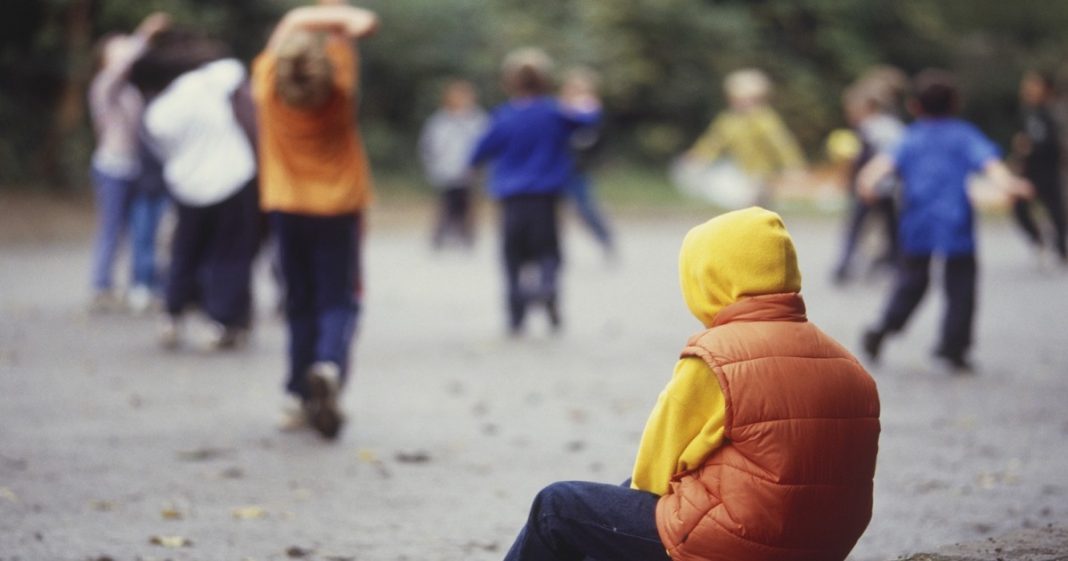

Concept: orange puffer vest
[[656, 293, 880, 561]]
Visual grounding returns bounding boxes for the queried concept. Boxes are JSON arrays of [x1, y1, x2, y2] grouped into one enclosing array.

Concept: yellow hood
[[679, 207, 801, 327]]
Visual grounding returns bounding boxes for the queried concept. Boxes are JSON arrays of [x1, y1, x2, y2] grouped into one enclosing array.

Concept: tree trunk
[[38, 0, 93, 188]]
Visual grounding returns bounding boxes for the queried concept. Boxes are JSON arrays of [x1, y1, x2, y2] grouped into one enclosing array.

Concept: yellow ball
[[825, 128, 862, 163]]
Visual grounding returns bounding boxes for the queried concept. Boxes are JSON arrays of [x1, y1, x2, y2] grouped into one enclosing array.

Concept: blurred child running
[[1011, 70, 1067, 267], [86, 12, 170, 312], [684, 68, 806, 207], [560, 66, 614, 258], [252, 2, 378, 440], [469, 48, 600, 335], [418, 79, 487, 249], [832, 80, 906, 284], [132, 31, 260, 351], [859, 69, 1033, 373]]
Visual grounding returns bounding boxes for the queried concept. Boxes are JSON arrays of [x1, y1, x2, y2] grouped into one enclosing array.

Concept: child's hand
[[1009, 177, 1036, 200], [136, 12, 172, 39], [562, 93, 601, 113], [1011, 132, 1032, 158]]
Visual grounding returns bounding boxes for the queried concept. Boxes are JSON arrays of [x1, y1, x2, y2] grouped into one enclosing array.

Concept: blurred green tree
[[3, 0, 1068, 189]]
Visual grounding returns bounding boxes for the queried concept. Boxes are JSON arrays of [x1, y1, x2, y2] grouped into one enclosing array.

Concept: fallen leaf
[[176, 447, 232, 462], [462, 541, 500, 553], [567, 409, 589, 424], [218, 466, 245, 479], [0, 487, 19, 503], [286, 545, 314, 558], [149, 535, 193, 548], [232, 505, 268, 520], [394, 450, 431, 464], [356, 449, 378, 463], [161, 506, 183, 520]]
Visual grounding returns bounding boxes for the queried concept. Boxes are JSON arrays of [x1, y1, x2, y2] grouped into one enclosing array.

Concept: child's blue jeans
[[271, 211, 362, 398], [128, 191, 169, 290], [503, 480, 670, 561], [90, 167, 134, 291]]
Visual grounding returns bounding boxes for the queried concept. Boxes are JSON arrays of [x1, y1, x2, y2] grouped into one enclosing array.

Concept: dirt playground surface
[[1, 196, 1066, 560]]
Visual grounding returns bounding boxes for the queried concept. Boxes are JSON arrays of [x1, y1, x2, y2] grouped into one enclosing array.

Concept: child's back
[[474, 96, 594, 198], [894, 117, 997, 256]]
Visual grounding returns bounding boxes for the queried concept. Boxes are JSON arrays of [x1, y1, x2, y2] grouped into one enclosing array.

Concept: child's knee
[[533, 481, 577, 515]]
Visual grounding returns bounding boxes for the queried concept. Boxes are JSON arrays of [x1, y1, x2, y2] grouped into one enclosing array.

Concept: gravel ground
[[1, 202, 1066, 561]]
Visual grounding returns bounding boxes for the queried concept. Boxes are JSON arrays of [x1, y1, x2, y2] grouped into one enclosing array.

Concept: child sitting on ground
[[500, 207, 881, 561]]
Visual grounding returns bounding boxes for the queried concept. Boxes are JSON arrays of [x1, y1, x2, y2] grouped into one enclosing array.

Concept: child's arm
[[558, 96, 602, 128], [631, 358, 726, 496], [685, 115, 727, 163], [93, 13, 170, 102], [265, 4, 379, 52], [857, 153, 896, 203], [133, 12, 171, 42], [759, 110, 806, 171], [983, 159, 1035, 199]]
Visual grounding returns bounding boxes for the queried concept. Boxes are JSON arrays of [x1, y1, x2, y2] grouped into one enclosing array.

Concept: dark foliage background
[[4, 0, 1068, 189]]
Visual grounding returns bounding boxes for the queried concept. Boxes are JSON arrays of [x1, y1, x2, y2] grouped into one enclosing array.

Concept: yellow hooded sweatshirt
[[630, 207, 802, 496]]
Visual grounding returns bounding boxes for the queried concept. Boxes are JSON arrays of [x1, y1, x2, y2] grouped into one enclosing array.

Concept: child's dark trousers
[[271, 211, 361, 398], [877, 253, 977, 360], [500, 194, 561, 330], [503, 481, 670, 561], [166, 182, 259, 328]]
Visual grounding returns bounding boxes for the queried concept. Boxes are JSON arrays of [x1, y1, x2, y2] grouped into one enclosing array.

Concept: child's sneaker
[[159, 316, 182, 350], [860, 328, 884, 363], [304, 361, 344, 440], [934, 350, 974, 375], [127, 285, 154, 315], [278, 396, 310, 432], [546, 297, 561, 333], [206, 323, 248, 351]]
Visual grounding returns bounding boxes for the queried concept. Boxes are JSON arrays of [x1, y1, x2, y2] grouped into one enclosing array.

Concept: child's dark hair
[[129, 28, 230, 97], [912, 69, 959, 117], [1024, 69, 1056, 92], [502, 47, 554, 97]]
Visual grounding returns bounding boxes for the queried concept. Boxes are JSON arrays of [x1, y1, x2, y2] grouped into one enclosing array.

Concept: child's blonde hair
[[276, 30, 334, 109], [502, 47, 554, 96], [562, 65, 600, 96], [724, 68, 771, 104]]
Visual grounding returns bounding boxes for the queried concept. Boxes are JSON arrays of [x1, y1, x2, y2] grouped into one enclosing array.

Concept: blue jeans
[[90, 168, 135, 291], [128, 191, 169, 290], [566, 173, 612, 250], [271, 212, 362, 398], [503, 481, 670, 561]]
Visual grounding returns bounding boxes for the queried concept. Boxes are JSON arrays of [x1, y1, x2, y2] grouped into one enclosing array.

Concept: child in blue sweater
[[470, 48, 600, 334]]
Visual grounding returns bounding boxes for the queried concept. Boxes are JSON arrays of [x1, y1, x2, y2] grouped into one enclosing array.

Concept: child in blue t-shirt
[[469, 48, 600, 334], [858, 69, 1032, 372]]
